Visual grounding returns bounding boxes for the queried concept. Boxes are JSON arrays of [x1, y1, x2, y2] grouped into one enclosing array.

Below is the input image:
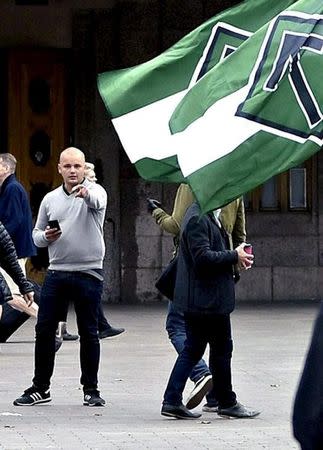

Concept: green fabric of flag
[[170, 0, 323, 213], [98, 0, 296, 184]]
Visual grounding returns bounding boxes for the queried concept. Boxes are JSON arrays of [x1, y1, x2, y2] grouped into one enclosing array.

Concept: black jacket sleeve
[[0, 222, 34, 301]]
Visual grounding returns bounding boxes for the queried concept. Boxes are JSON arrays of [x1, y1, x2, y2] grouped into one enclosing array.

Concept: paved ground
[[0, 302, 319, 450]]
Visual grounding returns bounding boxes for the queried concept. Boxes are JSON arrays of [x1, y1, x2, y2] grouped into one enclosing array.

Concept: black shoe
[[57, 322, 79, 341], [161, 403, 201, 419], [186, 374, 213, 410], [13, 386, 51, 406], [55, 335, 63, 353], [98, 326, 125, 339], [83, 390, 106, 407], [62, 331, 79, 341], [218, 402, 260, 418]]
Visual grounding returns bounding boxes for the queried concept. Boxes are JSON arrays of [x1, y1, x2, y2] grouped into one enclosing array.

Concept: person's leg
[[202, 353, 219, 410], [293, 302, 323, 450], [163, 312, 208, 406], [0, 302, 30, 342], [32, 271, 67, 391], [208, 314, 260, 418], [208, 314, 236, 408], [53, 296, 79, 342], [165, 302, 210, 383], [97, 302, 125, 339], [97, 303, 109, 330], [73, 273, 102, 395], [13, 271, 68, 405]]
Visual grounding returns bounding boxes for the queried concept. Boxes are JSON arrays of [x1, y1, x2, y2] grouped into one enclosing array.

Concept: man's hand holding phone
[[45, 219, 62, 242], [236, 243, 254, 270]]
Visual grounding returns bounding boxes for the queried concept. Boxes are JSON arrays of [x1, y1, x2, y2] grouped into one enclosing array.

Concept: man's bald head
[[59, 147, 85, 164], [58, 147, 86, 192]]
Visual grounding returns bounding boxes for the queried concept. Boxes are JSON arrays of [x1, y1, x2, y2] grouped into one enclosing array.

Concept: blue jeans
[[166, 302, 210, 383], [163, 312, 236, 408], [33, 270, 102, 392]]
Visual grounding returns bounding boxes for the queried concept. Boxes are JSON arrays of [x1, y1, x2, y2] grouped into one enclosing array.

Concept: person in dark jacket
[[148, 185, 246, 411], [0, 153, 36, 259], [161, 203, 260, 420], [0, 153, 37, 317], [0, 221, 34, 311], [293, 301, 323, 450]]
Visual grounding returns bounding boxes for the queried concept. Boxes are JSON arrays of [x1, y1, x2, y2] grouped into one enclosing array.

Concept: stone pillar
[[72, 9, 121, 302]]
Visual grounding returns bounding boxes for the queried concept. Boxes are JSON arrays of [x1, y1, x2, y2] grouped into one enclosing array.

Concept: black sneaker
[[62, 331, 79, 341], [13, 386, 51, 406], [161, 403, 201, 419], [186, 374, 213, 410], [98, 326, 125, 339], [57, 322, 79, 341], [83, 390, 105, 407], [218, 402, 261, 418]]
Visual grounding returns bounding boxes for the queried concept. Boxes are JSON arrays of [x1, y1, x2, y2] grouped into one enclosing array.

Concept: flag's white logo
[[237, 13, 323, 144], [190, 22, 252, 86], [264, 31, 323, 129]]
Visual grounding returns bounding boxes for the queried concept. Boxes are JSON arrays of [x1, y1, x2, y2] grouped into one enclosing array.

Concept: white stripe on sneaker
[[30, 393, 39, 402]]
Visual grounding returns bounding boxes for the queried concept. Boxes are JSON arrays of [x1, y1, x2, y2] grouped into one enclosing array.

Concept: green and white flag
[[170, 0, 323, 212], [98, 0, 296, 183]]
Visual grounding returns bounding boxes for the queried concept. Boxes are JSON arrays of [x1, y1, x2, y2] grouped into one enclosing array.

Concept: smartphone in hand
[[48, 220, 61, 231]]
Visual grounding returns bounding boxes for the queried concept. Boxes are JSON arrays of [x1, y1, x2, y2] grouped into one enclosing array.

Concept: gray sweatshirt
[[33, 178, 107, 271]]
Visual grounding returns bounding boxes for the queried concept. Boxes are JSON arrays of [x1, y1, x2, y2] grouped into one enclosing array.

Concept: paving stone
[[0, 302, 318, 449]]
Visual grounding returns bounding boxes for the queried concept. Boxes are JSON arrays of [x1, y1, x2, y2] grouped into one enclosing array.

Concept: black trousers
[[60, 299, 111, 333], [33, 270, 102, 392], [163, 311, 236, 408]]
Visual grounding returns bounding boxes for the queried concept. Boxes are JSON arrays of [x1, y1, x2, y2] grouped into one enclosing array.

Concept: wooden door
[[7, 49, 70, 215]]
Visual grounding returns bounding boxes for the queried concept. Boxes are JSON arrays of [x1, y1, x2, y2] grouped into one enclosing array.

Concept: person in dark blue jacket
[[0, 153, 37, 318], [0, 153, 36, 259]]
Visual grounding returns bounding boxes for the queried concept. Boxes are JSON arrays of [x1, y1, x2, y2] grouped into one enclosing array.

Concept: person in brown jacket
[[148, 183, 246, 412]]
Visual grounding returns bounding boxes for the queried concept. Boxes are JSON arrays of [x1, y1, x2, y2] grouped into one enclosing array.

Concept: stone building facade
[[0, 0, 321, 303]]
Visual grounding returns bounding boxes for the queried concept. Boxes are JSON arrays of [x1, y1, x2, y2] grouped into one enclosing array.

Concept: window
[[244, 156, 315, 212], [289, 167, 307, 209], [28, 78, 51, 114]]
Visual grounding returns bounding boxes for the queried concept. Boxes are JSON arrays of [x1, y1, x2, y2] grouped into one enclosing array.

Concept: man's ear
[[57, 163, 62, 174]]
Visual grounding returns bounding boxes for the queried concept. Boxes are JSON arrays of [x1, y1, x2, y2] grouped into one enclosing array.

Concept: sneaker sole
[[99, 331, 125, 340], [83, 403, 105, 408], [217, 411, 261, 419], [161, 411, 200, 420], [13, 398, 51, 406], [186, 376, 213, 410], [83, 401, 105, 407]]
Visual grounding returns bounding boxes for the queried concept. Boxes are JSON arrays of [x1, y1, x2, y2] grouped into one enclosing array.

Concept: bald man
[[14, 147, 107, 407]]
